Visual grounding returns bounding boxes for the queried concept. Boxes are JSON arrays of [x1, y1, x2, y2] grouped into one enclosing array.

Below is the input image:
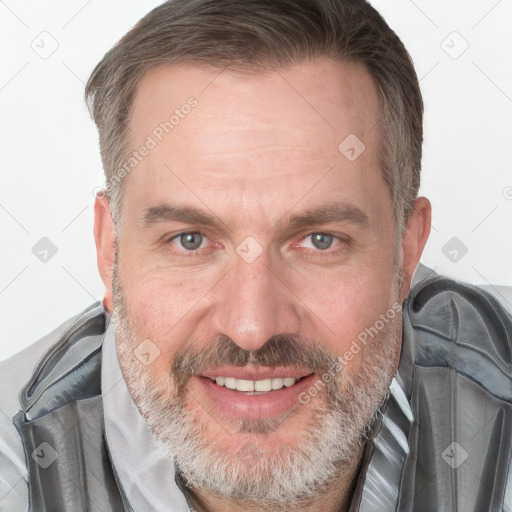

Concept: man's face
[[110, 58, 404, 505]]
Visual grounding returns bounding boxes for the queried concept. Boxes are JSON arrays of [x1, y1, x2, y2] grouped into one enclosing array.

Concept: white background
[[1, 0, 511, 360]]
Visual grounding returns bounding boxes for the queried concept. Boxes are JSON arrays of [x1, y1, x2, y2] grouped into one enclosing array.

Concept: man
[[1, 0, 511, 511]]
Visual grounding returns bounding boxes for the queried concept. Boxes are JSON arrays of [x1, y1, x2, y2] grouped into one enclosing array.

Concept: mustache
[[171, 333, 339, 390]]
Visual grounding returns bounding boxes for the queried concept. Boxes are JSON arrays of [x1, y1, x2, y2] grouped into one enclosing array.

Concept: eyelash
[[166, 231, 349, 257], [294, 232, 348, 256]]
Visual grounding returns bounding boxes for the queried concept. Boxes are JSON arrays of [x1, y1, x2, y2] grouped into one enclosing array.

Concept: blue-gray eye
[[179, 232, 203, 250], [310, 233, 333, 250]]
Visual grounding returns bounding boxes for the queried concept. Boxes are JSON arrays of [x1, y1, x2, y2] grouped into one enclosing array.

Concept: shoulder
[[407, 264, 512, 346], [0, 303, 104, 418], [0, 303, 104, 512], [393, 266, 512, 508], [402, 264, 512, 398]]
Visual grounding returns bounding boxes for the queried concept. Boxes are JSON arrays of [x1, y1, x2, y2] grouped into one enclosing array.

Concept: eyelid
[[293, 231, 351, 252], [167, 230, 210, 252], [302, 232, 339, 245]]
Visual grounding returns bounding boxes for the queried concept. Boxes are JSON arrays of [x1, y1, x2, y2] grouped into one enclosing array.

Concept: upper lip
[[198, 365, 314, 381]]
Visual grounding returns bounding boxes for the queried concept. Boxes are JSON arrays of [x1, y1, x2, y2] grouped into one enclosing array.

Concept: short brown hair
[[85, 0, 423, 232]]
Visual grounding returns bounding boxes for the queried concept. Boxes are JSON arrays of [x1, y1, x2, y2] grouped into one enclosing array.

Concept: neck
[[187, 445, 365, 512]]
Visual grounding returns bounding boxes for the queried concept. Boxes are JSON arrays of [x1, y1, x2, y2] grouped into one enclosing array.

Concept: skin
[[94, 57, 431, 511]]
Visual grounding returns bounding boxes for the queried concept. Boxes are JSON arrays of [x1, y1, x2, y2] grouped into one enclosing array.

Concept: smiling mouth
[[193, 369, 317, 419], [203, 374, 314, 394]]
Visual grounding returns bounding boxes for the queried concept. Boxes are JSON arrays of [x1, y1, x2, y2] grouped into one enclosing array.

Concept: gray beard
[[113, 270, 401, 510]]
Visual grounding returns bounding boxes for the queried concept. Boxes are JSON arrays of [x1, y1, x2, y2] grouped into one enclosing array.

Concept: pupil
[[181, 233, 202, 250], [312, 233, 332, 250]]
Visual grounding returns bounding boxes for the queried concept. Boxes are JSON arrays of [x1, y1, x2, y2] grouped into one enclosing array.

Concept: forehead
[[129, 57, 380, 150], [123, 58, 388, 229]]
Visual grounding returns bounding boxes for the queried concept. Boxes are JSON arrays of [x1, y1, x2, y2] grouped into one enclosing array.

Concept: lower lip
[[192, 374, 317, 420]]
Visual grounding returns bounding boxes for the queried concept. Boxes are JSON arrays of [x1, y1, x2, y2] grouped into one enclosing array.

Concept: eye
[[170, 232, 207, 251], [304, 233, 334, 250], [301, 232, 338, 250]]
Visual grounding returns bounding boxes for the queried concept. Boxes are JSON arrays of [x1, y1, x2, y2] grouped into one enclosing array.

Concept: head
[[89, 0, 430, 509]]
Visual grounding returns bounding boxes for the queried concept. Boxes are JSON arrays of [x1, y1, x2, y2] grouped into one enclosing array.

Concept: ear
[[94, 193, 116, 313], [400, 197, 431, 300]]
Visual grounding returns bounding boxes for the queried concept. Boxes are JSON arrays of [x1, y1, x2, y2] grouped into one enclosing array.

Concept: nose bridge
[[211, 253, 299, 351]]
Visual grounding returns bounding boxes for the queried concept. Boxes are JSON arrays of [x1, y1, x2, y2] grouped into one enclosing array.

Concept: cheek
[[117, 266, 209, 366], [120, 254, 209, 320], [295, 263, 397, 358]]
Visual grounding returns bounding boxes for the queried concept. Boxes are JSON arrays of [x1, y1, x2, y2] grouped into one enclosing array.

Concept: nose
[[209, 250, 301, 351]]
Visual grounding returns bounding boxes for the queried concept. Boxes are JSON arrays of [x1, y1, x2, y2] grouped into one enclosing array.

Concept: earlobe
[[93, 193, 116, 312], [400, 197, 432, 300]]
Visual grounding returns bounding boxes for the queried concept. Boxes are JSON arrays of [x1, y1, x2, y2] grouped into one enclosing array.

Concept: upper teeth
[[215, 376, 297, 392]]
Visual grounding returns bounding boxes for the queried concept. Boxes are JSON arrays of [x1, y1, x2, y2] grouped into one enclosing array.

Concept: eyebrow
[[285, 202, 369, 231], [140, 201, 369, 231], [141, 204, 220, 228]]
